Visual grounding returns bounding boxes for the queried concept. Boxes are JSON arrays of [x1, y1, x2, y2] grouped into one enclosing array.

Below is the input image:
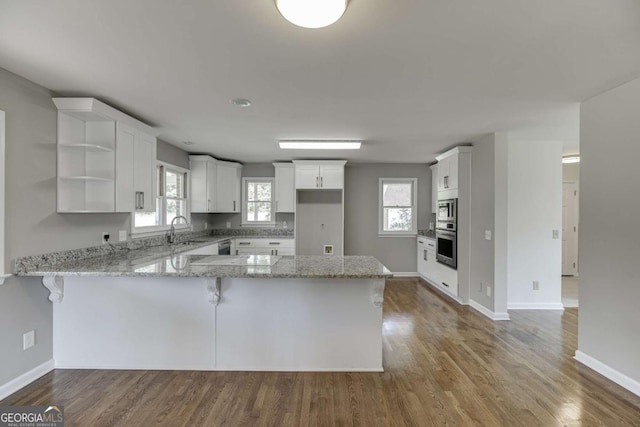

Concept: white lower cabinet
[[417, 236, 458, 298], [233, 239, 295, 256]]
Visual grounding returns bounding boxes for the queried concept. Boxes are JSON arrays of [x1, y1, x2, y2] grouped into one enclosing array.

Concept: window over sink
[[242, 178, 275, 227], [132, 162, 190, 235]]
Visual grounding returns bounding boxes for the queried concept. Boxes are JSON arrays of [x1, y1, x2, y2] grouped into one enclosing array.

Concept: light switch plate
[[429, 222, 434, 230], [118, 230, 127, 242], [485, 230, 492, 241], [552, 229, 560, 239], [486, 286, 492, 297]]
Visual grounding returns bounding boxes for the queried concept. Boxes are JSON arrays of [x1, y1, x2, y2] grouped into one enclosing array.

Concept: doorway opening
[[562, 161, 579, 307]]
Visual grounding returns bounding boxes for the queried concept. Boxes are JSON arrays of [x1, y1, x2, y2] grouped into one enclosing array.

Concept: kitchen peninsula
[[16, 237, 392, 372]]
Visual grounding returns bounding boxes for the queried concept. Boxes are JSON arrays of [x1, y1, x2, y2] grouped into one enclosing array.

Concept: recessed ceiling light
[[276, 0, 348, 29], [562, 155, 580, 164], [231, 98, 252, 107], [182, 141, 195, 146], [279, 140, 362, 150]]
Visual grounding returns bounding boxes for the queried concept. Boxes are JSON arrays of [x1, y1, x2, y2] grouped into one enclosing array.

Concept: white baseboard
[[0, 359, 54, 401], [508, 302, 565, 310], [574, 350, 640, 397], [392, 272, 419, 277], [469, 299, 510, 321]]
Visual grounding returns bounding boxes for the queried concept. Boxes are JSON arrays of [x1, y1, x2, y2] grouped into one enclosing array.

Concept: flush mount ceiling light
[[231, 98, 252, 107], [275, 0, 348, 29], [182, 141, 195, 146], [562, 155, 580, 164], [279, 140, 362, 150]]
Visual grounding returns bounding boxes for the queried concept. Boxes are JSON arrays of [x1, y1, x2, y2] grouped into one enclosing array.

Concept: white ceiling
[[1, 0, 639, 163]]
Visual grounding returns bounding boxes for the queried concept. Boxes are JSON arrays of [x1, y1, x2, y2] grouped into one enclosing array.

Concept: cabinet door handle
[[442, 282, 449, 288], [269, 242, 281, 245], [141, 192, 144, 210], [238, 242, 251, 245], [321, 176, 323, 187], [316, 176, 319, 188], [424, 250, 427, 261], [235, 250, 238, 255], [275, 249, 278, 256], [233, 200, 236, 211]]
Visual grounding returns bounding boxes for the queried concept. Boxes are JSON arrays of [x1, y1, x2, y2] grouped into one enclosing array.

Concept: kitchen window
[[378, 178, 417, 236], [242, 178, 275, 226], [132, 162, 190, 235]]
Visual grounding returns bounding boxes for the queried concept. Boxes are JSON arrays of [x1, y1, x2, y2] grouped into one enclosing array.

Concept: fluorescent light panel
[[279, 140, 362, 150]]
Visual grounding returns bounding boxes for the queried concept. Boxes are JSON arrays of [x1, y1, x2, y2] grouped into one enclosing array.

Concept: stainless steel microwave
[[437, 198, 457, 222]]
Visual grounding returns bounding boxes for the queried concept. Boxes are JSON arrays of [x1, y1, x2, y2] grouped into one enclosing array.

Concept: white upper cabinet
[[115, 124, 157, 213], [430, 164, 438, 212], [133, 131, 157, 212], [190, 155, 242, 213], [115, 123, 136, 212], [216, 161, 242, 213], [436, 147, 471, 199], [190, 155, 217, 213], [273, 163, 295, 212], [54, 97, 158, 213], [293, 160, 346, 190]]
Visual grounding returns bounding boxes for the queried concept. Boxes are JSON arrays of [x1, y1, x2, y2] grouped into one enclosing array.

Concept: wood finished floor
[[3, 278, 640, 426]]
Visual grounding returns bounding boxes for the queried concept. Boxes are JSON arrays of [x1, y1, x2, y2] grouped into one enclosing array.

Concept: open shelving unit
[[56, 102, 117, 213]]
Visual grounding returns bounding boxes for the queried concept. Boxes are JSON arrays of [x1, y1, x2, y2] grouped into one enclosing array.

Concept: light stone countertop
[[16, 236, 393, 279]]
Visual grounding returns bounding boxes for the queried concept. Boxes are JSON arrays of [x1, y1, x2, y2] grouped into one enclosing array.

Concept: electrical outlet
[[118, 230, 127, 242], [23, 330, 35, 350], [552, 230, 560, 239], [533, 281, 540, 290], [204, 222, 208, 230], [485, 230, 492, 241], [486, 286, 492, 297], [102, 232, 110, 244], [226, 222, 231, 229], [283, 221, 288, 229], [429, 222, 434, 230]]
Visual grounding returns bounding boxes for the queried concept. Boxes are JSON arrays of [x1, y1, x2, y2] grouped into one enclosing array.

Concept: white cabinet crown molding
[[53, 98, 158, 136], [435, 146, 473, 162]]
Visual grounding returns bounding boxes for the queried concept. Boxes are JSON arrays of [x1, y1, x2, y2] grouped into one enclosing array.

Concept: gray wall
[[0, 68, 197, 386], [157, 139, 189, 169], [344, 163, 430, 272], [296, 190, 343, 255], [578, 77, 640, 384], [207, 163, 294, 230], [469, 134, 496, 310]]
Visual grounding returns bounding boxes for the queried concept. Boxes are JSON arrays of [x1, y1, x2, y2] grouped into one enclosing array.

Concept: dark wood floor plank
[[2, 277, 639, 426]]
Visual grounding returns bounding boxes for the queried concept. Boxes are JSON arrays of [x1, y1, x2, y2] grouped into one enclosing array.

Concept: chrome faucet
[[168, 215, 189, 244]]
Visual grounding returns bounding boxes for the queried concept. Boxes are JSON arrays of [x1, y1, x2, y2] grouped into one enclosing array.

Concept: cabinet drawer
[[426, 239, 436, 250], [261, 239, 295, 248], [417, 237, 427, 246]]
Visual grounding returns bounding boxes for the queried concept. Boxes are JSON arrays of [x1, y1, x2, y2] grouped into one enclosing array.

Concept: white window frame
[[131, 161, 191, 237], [241, 177, 276, 227], [378, 177, 418, 237]]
